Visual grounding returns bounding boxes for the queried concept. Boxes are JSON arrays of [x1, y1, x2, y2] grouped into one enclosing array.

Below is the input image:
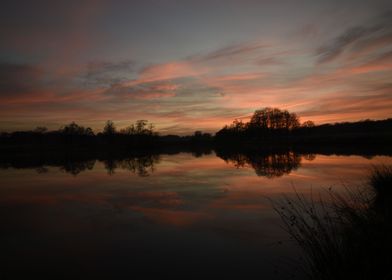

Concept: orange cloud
[[130, 61, 206, 85]]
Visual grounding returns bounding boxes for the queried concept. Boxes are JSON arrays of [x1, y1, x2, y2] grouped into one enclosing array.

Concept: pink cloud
[[131, 61, 206, 85]]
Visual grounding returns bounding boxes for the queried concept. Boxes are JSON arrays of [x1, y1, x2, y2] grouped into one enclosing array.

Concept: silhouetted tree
[[103, 120, 116, 135], [216, 107, 301, 141], [136, 120, 155, 135], [34, 126, 48, 134], [302, 120, 315, 128], [190, 130, 213, 144], [120, 120, 156, 136], [120, 124, 135, 135], [231, 119, 246, 132], [61, 122, 88, 135], [249, 107, 300, 130], [84, 127, 95, 136]]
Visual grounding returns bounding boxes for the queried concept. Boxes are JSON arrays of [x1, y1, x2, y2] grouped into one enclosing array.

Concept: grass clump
[[369, 165, 392, 196], [275, 165, 392, 280]]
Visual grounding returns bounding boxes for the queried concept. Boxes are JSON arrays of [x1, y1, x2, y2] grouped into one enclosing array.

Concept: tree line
[[1, 107, 391, 150], [215, 107, 392, 146], [0, 119, 215, 151], [0, 120, 160, 150]]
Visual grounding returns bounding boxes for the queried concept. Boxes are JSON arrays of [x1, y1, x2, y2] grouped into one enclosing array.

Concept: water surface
[[1, 151, 391, 279]]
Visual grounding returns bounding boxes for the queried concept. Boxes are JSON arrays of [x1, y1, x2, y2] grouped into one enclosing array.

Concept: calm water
[[1, 151, 391, 279]]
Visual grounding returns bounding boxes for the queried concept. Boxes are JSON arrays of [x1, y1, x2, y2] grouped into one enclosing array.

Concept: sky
[[1, 0, 392, 135]]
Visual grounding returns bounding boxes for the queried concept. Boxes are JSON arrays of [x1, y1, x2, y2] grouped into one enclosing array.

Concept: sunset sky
[[1, 0, 392, 134]]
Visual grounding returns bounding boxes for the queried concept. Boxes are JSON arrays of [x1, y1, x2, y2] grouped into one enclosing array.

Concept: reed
[[275, 165, 392, 279]]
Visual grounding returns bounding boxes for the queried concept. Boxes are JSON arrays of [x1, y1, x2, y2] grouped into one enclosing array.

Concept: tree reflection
[[103, 159, 117, 175], [303, 153, 316, 161], [216, 150, 302, 178], [60, 160, 96, 176], [0, 153, 160, 176], [102, 155, 160, 176]]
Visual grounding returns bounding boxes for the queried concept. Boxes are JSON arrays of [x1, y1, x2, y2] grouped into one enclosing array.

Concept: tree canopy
[[216, 107, 303, 139], [249, 107, 300, 130]]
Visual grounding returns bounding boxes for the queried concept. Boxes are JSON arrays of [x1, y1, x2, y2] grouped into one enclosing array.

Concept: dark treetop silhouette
[[215, 107, 392, 146], [0, 108, 391, 158]]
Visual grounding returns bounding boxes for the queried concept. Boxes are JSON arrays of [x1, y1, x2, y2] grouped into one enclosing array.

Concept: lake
[[1, 150, 391, 279]]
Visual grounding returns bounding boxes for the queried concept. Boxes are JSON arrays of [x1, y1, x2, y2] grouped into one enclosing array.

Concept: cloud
[[256, 57, 284, 66], [127, 42, 272, 87], [317, 26, 368, 63], [105, 80, 177, 100], [0, 62, 44, 97], [316, 11, 392, 64], [84, 60, 134, 86], [192, 42, 267, 62], [300, 90, 392, 123], [349, 50, 392, 74], [0, 61, 110, 107], [208, 72, 266, 82], [137, 61, 199, 84]]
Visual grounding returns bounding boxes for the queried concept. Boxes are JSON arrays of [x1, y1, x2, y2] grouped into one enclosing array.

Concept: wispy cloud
[[104, 80, 177, 100], [0, 62, 44, 97], [191, 42, 267, 62], [316, 11, 392, 64], [84, 60, 134, 86], [317, 26, 369, 63]]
